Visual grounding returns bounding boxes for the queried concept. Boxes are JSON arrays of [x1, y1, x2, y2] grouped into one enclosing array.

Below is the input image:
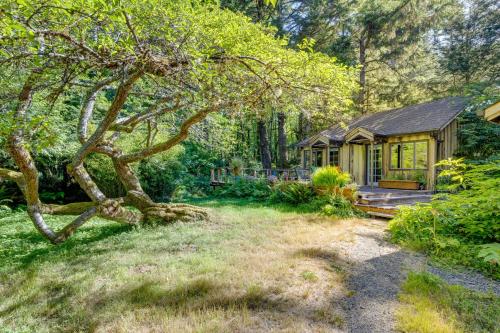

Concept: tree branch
[[78, 75, 121, 144], [118, 104, 220, 163]]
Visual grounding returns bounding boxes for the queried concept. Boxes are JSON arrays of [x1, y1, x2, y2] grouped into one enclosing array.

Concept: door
[[312, 149, 323, 167], [366, 144, 382, 185]]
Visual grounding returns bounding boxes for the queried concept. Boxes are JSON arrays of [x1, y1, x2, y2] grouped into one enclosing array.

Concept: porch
[[354, 186, 433, 218]]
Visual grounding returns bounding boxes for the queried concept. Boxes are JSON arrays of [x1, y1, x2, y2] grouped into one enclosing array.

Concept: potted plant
[[311, 166, 352, 196]]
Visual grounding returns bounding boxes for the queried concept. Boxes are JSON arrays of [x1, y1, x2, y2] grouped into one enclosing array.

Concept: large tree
[[0, 0, 356, 243], [282, 0, 455, 112], [433, 0, 499, 87]]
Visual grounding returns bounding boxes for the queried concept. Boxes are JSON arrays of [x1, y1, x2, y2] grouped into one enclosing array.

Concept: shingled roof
[[297, 96, 467, 147]]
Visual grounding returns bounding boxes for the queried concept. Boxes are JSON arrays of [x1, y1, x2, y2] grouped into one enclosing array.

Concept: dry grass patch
[[0, 199, 361, 333]]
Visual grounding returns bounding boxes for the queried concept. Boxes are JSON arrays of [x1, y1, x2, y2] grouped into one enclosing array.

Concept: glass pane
[[402, 143, 414, 169], [329, 148, 339, 166], [303, 150, 309, 168], [391, 144, 401, 169], [415, 142, 428, 169], [315, 151, 323, 166]]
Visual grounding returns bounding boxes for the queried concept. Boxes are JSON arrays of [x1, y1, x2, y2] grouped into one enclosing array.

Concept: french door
[[366, 144, 382, 185]]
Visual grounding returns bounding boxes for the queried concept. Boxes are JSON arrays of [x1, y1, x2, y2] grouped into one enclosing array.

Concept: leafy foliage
[[435, 157, 468, 192], [456, 96, 500, 159], [270, 181, 315, 204], [136, 147, 187, 202], [312, 166, 351, 189], [478, 243, 500, 266], [321, 194, 358, 218], [389, 159, 500, 277], [214, 178, 271, 199], [397, 272, 500, 333]]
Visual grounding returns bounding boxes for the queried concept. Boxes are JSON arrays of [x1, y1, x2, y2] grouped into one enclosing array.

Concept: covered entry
[[345, 127, 384, 188]]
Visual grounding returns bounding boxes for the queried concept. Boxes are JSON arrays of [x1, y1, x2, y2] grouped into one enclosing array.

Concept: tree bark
[[257, 120, 272, 169], [297, 111, 311, 141], [358, 36, 367, 113], [6, 76, 99, 244], [277, 112, 287, 168]]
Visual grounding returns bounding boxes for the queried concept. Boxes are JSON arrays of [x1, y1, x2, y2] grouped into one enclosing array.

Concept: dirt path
[[330, 218, 499, 333]]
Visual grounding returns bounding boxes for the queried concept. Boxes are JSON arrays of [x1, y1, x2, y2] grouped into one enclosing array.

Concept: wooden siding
[[437, 119, 458, 161], [298, 127, 462, 190]]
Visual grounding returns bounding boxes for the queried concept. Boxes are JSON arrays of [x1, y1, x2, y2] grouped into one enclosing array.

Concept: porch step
[[358, 194, 432, 205], [358, 190, 433, 198], [355, 203, 398, 218]]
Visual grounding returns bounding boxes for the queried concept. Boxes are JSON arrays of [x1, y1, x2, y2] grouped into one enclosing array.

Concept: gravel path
[[330, 218, 499, 333]]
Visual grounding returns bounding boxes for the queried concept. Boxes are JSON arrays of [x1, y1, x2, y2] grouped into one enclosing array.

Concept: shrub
[[214, 178, 271, 199], [311, 166, 351, 189], [389, 158, 500, 277], [136, 148, 187, 202], [85, 153, 126, 198], [321, 194, 358, 218], [270, 181, 315, 204]]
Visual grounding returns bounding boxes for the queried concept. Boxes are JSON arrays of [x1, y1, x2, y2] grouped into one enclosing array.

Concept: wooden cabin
[[477, 101, 500, 123], [297, 97, 468, 190]]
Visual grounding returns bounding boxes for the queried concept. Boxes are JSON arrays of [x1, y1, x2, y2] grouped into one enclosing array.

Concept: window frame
[[312, 149, 323, 167], [389, 140, 429, 171], [303, 149, 310, 168], [329, 147, 340, 167]]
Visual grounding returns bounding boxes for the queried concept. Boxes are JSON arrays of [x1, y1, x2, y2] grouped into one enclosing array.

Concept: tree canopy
[[0, 0, 357, 243]]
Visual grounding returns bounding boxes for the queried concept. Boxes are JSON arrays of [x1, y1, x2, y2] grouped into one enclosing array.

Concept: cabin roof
[[297, 96, 467, 147]]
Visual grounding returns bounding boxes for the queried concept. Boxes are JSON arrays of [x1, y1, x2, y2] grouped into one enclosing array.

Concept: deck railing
[[210, 168, 312, 186]]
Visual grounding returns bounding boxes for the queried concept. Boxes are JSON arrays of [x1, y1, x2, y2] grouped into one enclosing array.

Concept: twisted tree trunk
[[4, 73, 209, 244]]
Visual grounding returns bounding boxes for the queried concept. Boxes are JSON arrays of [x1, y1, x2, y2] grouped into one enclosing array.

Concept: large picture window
[[390, 141, 428, 170], [329, 147, 339, 166]]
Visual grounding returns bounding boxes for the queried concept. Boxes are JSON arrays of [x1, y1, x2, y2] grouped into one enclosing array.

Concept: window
[[390, 141, 428, 170], [402, 143, 414, 169], [329, 147, 340, 166], [312, 150, 323, 167], [303, 150, 310, 168], [391, 144, 402, 169], [415, 142, 428, 169]]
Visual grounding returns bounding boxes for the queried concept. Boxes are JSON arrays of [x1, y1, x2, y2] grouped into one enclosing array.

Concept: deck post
[[211, 169, 215, 182], [370, 141, 374, 190]]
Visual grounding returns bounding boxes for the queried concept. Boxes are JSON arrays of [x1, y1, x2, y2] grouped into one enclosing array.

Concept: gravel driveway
[[330, 218, 499, 333]]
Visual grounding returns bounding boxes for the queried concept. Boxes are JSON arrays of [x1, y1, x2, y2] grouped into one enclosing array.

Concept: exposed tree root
[[42, 200, 208, 226], [143, 203, 209, 224]]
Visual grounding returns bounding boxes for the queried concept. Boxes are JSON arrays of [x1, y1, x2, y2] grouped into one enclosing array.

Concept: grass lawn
[[0, 199, 352, 333], [396, 272, 500, 333]]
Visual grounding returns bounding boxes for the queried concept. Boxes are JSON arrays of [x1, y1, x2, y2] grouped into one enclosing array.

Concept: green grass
[[0, 198, 352, 333], [396, 272, 500, 333]]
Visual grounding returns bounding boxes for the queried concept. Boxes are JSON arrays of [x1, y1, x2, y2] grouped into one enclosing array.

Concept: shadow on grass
[[101, 278, 281, 312], [186, 197, 324, 214], [293, 247, 349, 274], [0, 221, 133, 271], [1, 275, 342, 332]]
